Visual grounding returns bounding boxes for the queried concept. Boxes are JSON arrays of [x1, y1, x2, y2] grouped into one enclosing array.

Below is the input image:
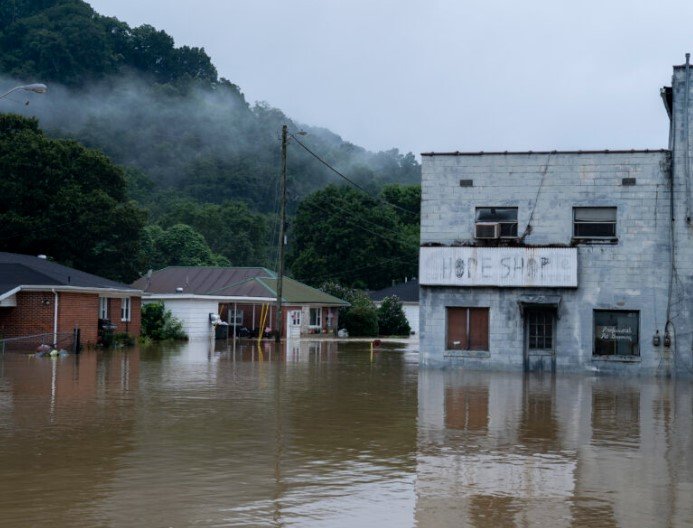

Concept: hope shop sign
[[420, 247, 578, 287]]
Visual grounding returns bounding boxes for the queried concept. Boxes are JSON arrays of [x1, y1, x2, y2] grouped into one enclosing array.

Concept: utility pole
[[275, 124, 288, 343]]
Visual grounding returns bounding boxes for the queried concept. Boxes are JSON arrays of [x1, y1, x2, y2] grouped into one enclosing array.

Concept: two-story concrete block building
[[419, 59, 693, 376]]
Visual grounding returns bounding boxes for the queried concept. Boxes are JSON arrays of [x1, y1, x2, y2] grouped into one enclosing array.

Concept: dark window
[[593, 310, 639, 357], [447, 307, 489, 351], [527, 310, 553, 350], [573, 207, 617, 239], [475, 207, 518, 238]]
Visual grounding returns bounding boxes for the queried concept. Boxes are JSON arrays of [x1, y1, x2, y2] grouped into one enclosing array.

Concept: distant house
[[0, 252, 142, 348], [369, 278, 419, 335], [132, 267, 349, 340]]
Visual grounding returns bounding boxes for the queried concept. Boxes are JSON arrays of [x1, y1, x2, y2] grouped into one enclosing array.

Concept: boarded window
[[573, 207, 617, 238], [447, 307, 489, 350], [593, 310, 639, 356], [475, 207, 518, 237]]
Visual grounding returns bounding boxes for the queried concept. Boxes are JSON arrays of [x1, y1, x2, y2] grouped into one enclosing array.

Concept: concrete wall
[[668, 65, 693, 373], [419, 150, 685, 375]]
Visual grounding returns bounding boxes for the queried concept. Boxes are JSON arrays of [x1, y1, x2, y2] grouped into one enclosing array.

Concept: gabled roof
[[369, 279, 419, 303], [0, 252, 140, 297], [133, 266, 349, 306]]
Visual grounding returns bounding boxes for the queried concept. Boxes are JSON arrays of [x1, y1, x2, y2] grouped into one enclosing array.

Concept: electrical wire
[[287, 133, 419, 218]]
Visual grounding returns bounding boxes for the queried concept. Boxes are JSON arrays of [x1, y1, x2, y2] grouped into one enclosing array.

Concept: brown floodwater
[[0, 339, 690, 527]]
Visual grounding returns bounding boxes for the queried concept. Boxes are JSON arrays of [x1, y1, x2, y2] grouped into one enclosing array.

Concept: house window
[[121, 298, 131, 322], [573, 207, 617, 239], [309, 307, 322, 327], [99, 297, 108, 320], [447, 307, 489, 351], [475, 207, 518, 238], [230, 309, 244, 326], [594, 310, 639, 357]]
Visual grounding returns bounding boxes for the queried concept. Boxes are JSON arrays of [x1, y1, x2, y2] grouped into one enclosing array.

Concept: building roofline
[[421, 149, 670, 157]]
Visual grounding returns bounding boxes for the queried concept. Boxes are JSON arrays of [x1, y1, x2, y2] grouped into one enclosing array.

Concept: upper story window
[[573, 207, 617, 240], [475, 207, 518, 238], [121, 297, 131, 322]]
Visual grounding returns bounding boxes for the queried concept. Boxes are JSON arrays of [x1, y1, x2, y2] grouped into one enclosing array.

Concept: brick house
[[419, 59, 693, 376], [0, 252, 142, 348]]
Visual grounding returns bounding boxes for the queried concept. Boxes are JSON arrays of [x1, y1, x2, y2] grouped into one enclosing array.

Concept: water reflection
[[417, 370, 693, 527], [0, 341, 690, 527]]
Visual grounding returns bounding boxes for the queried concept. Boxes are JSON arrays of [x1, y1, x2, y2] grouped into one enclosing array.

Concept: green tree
[[154, 197, 269, 266], [0, 114, 146, 281], [320, 281, 378, 337], [141, 223, 228, 270], [377, 295, 411, 336], [289, 185, 418, 290]]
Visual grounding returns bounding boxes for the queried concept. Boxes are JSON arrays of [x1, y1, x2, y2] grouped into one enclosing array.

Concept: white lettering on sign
[[419, 247, 578, 287]]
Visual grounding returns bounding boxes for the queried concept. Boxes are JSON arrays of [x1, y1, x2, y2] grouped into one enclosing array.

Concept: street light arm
[[0, 83, 48, 100]]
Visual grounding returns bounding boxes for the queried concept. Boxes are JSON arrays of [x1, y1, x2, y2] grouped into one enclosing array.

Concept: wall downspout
[[52, 289, 59, 347], [684, 53, 691, 223]]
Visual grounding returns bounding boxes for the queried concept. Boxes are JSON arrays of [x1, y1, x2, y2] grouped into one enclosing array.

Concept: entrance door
[[288, 310, 302, 338], [524, 309, 556, 372]]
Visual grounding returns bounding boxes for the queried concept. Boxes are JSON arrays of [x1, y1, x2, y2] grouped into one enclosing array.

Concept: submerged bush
[[141, 302, 188, 341]]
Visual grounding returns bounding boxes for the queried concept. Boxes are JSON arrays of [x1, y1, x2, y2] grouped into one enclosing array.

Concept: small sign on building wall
[[419, 247, 578, 288]]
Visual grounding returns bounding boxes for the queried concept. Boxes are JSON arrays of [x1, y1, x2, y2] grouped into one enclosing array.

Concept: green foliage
[[0, 1, 422, 287], [377, 295, 411, 336], [0, 114, 147, 282], [141, 302, 187, 341], [320, 281, 378, 337], [153, 197, 269, 266], [289, 185, 419, 290], [140, 223, 228, 270], [112, 332, 135, 347]]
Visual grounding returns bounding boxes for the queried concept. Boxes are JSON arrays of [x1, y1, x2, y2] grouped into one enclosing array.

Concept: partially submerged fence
[[0, 328, 81, 354]]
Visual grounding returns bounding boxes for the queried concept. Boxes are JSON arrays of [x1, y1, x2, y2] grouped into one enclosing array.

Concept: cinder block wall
[[420, 151, 675, 374], [669, 65, 693, 373]]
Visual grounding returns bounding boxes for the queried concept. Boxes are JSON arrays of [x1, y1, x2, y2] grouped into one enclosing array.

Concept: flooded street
[[0, 340, 691, 527]]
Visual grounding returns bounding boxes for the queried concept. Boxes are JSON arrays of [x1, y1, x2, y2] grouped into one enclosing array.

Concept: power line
[[309, 201, 418, 249], [287, 133, 419, 217]]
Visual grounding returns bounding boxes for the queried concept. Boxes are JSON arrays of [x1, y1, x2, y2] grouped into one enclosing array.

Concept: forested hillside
[[0, 0, 420, 288]]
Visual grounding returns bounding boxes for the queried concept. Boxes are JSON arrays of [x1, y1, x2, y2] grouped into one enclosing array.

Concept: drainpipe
[[684, 53, 691, 223], [52, 289, 59, 347]]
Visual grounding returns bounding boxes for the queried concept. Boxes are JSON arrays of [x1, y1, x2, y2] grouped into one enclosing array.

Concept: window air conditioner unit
[[475, 222, 501, 239]]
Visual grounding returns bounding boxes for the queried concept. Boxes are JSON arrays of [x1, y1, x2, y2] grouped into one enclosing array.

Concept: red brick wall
[[0, 291, 141, 347], [109, 297, 141, 337], [57, 292, 100, 345], [0, 291, 54, 339]]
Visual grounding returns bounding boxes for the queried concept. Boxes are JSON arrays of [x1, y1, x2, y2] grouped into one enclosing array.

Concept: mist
[[1, 73, 420, 214]]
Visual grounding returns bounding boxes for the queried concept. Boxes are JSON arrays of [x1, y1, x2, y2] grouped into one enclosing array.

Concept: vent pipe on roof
[[176, 287, 184, 293], [37, 254, 47, 259]]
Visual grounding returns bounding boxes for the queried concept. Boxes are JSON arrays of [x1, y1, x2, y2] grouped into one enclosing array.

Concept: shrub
[[377, 295, 411, 336], [320, 281, 379, 336], [141, 302, 188, 341]]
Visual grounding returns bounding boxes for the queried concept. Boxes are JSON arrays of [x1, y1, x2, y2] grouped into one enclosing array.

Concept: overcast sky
[[89, 0, 693, 156]]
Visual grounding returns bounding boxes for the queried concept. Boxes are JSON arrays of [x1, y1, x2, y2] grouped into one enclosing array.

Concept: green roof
[[257, 277, 350, 306]]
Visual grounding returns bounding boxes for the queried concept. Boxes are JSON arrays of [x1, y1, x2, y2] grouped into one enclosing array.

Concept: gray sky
[[89, 0, 693, 156]]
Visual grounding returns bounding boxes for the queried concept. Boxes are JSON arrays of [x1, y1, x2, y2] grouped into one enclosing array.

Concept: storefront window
[[593, 310, 639, 357]]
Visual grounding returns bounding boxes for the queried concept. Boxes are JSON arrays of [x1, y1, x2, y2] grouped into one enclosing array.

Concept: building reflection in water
[[416, 370, 693, 527]]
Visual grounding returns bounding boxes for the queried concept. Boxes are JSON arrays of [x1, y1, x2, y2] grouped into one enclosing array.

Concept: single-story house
[[0, 252, 142, 349], [369, 278, 419, 334], [132, 267, 349, 340]]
